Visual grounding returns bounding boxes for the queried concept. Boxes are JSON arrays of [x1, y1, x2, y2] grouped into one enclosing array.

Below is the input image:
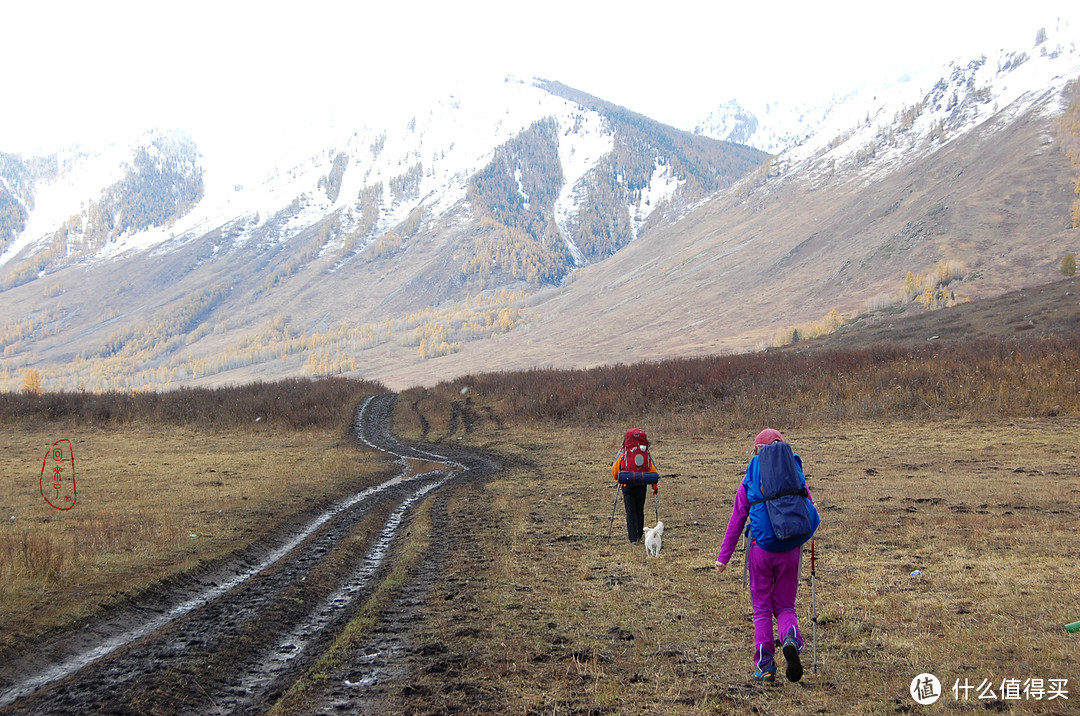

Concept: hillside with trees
[[1, 132, 203, 288], [1057, 78, 1080, 228], [537, 80, 768, 260], [462, 117, 571, 285], [457, 99, 769, 287], [0, 153, 33, 252], [537, 80, 768, 194]]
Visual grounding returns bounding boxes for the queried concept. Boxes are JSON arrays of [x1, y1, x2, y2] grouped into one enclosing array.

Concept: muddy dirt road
[[0, 394, 497, 715]]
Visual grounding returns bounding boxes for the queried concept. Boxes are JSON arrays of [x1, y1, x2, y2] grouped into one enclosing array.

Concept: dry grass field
[[0, 422, 396, 654], [3, 294, 1079, 713], [367, 322, 1080, 714], [0, 379, 395, 659], [377, 408, 1079, 715]]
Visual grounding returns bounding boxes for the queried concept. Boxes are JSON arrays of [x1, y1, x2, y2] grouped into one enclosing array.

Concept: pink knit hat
[[754, 428, 784, 447]]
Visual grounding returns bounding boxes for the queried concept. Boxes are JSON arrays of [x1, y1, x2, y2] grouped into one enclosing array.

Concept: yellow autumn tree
[[22, 368, 43, 394]]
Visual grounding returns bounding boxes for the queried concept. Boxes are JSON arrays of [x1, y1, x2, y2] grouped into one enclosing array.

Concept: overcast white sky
[[2, 0, 1075, 157]]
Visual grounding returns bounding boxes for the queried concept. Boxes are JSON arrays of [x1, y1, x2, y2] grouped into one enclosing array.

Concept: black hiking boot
[[782, 637, 803, 682]]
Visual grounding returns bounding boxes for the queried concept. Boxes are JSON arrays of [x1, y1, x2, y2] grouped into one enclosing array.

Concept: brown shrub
[[0, 376, 387, 431], [406, 336, 1079, 435]]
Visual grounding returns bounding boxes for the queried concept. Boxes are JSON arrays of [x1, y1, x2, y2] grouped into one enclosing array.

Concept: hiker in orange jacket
[[611, 428, 659, 543]]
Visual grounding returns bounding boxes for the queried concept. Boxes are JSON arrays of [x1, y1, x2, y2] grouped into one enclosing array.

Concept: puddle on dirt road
[[209, 474, 451, 714]]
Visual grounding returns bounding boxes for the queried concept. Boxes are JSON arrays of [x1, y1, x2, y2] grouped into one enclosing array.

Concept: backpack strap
[[747, 486, 808, 507]]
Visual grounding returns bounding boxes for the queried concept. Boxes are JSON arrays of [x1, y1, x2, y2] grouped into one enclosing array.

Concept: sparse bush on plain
[[0, 416, 393, 656]]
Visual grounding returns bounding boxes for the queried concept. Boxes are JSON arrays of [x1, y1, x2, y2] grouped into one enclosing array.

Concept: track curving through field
[[0, 393, 497, 715]]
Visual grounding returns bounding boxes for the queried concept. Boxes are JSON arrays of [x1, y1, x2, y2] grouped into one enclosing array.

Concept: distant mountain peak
[[692, 89, 901, 156]]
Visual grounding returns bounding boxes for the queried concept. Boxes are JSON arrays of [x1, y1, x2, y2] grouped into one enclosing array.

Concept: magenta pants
[[748, 542, 803, 668]]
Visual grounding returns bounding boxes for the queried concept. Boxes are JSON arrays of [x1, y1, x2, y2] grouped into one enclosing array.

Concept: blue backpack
[[744, 441, 819, 552]]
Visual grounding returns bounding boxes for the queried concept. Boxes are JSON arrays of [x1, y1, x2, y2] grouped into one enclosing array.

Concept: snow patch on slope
[[631, 161, 682, 240], [0, 145, 128, 269], [697, 20, 1080, 167], [554, 110, 614, 265]]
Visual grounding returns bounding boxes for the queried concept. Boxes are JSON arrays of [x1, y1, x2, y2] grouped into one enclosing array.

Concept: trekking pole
[[741, 534, 748, 589], [606, 482, 621, 539], [811, 538, 818, 673], [741, 527, 750, 589], [653, 486, 659, 524]]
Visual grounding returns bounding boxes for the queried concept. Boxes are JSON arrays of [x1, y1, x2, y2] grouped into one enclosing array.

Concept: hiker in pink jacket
[[715, 428, 817, 683]]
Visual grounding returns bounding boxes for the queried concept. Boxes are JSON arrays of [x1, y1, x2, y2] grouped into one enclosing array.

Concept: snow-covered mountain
[[692, 97, 832, 154], [2, 19, 1079, 393], [0, 78, 762, 289], [0, 78, 765, 391], [694, 20, 1080, 159], [780, 31, 1080, 182]]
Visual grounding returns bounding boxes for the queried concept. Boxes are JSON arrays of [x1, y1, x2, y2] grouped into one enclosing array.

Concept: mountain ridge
[[2, 25, 1079, 392], [0, 79, 766, 285]]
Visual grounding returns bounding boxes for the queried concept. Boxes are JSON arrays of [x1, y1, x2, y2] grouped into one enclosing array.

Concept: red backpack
[[620, 428, 652, 471], [618, 428, 658, 485]]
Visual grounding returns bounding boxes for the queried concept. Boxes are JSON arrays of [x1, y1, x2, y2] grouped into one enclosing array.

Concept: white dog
[[643, 521, 664, 557]]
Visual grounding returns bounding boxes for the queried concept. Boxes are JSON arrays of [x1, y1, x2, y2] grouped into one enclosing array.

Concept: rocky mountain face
[[2, 24, 1079, 392]]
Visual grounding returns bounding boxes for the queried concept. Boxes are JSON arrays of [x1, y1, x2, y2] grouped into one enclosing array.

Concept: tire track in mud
[[0, 393, 496, 715]]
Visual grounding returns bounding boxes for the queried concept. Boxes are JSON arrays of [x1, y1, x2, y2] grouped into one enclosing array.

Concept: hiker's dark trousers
[[622, 484, 647, 542]]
